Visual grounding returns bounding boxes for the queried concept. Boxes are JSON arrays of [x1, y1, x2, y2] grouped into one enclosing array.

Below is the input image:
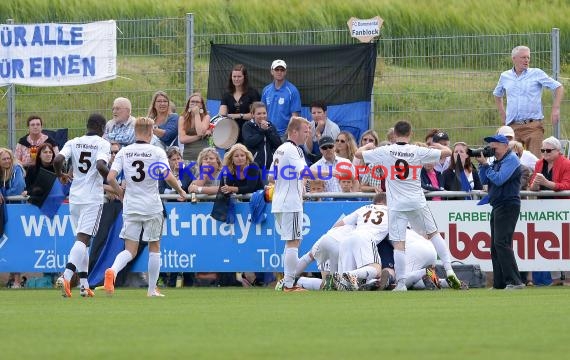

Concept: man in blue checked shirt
[[493, 45, 564, 158]]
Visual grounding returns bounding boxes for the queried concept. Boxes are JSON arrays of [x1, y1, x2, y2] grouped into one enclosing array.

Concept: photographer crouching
[[474, 134, 525, 290]]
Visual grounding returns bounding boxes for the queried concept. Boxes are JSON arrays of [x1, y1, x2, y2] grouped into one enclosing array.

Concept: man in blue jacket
[[476, 134, 524, 290]]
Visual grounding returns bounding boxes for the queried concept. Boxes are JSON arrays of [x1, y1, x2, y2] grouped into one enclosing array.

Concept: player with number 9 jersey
[[110, 142, 170, 216], [362, 144, 440, 212]]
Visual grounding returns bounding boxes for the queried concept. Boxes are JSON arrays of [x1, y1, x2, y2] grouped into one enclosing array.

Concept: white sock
[[284, 247, 299, 288], [296, 277, 322, 290], [430, 234, 453, 274], [147, 252, 161, 293], [405, 269, 425, 288], [295, 252, 312, 277], [111, 250, 133, 276], [78, 247, 90, 289], [394, 250, 406, 282], [64, 241, 86, 281], [349, 265, 378, 281]]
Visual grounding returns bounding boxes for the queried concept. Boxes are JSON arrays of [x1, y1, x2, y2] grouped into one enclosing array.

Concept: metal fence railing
[[1, 15, 565, 150]]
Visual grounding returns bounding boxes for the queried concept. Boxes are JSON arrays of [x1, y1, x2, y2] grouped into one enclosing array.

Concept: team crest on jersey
[[278, 97, 285, 105]]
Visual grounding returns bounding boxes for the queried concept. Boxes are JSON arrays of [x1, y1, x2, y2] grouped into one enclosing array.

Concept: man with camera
[[475, 134, 524, 290]]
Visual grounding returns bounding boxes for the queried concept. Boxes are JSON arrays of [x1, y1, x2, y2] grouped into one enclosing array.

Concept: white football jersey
[[59, 134, 110, 205], [363, 143, 440, 211], [111, 142, 169, 215], [342, 203, 389, 244], [270, 140, 307, 213]]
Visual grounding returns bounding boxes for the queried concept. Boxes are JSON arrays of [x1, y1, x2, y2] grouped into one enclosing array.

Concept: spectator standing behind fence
[[420, 162, 444, 201], [24, 143, 56, 193], [335, 131, 358, 163], [219, 144, 264, 196], [311, 136, 357, 196], [0, 148, 26, 198], [509, 141, 532, 190], [219, 64, 261, 144], [104, 97, 136, 147], [242, 102, 282, 170], [261, 60, 302, 137], [493, 45, 564, 158], [178, 93, 212, 162], [159, 146, 192, 196], [15, 115, 59, 168], [529, 136, 570, 194], [476, 134, 524, 290], [148, 91, 179, 149], [188, 147, 222, 196], [305, 100, 340, 156], [496, 125, 538, 170], [442, 142, 483, 193], [432, 131, 451, 173]]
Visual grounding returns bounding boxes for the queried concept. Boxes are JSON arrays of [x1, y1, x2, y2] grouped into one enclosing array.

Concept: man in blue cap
[[475, 134, 524, 290]]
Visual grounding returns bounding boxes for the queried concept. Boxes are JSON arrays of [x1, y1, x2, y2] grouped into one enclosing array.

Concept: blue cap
[[484, 134, 509, 144]]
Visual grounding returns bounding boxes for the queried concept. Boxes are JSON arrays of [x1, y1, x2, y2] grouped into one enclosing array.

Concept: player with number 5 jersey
[[356, 120, 462, 292], [54, 113, 111, 298]]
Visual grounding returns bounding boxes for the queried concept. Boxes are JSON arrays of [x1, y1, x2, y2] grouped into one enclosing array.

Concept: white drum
[[211, 115, 239, 149]]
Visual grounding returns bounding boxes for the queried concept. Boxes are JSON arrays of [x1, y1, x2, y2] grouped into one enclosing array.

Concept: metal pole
[[7, 19, 16, 151], [551, 28, 560, 138], [185, 13, 194, 100]]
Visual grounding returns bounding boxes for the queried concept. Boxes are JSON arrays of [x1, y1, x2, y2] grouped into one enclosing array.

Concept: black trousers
[[490, 203, 523, 288]]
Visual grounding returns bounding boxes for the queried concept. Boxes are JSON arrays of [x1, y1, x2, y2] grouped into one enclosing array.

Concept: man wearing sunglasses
[[476, 134, 524, 290], [529, 136, 570, 193], [310, 136, 357, 197]]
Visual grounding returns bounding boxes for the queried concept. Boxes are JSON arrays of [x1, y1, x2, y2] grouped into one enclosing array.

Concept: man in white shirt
[[496, 125, 538, 170], [104, 97, 136, 147], [54, 113, 111, 298], [310, 136, 356, 195], [270, 116, 312, 292], [356, 120, 461, 291], [104, 117, 186, 297]]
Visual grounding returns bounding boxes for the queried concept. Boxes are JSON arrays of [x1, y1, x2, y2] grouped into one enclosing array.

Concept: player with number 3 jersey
[[104, 117, 186, 297]]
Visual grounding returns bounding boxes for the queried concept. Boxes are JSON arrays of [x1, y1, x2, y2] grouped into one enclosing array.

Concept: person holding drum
[[218, 64, 260, 144], [178, 93, 212, 162]]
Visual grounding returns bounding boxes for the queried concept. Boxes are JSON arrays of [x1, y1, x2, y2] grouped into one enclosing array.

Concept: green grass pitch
[[1, 287, 567, 359]]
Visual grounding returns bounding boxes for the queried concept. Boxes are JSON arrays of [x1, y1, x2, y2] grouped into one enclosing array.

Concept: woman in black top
[[218, 143, 264, 196], [218, 64, 261, 143], [25, 142, 56, 193]]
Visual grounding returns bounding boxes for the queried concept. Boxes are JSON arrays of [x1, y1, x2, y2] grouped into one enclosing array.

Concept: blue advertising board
[[0, 201, 366, 272]]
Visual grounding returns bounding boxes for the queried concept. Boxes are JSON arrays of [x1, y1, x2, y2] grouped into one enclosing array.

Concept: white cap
[[497, 125, 515, 138], [271, 59, 287, 70]]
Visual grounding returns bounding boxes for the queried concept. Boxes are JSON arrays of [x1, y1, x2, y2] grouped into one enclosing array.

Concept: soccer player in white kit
[[54, 113, 111, 298], [356, 120, 462, 291], [270, 116, 312, 292], [104, 117, 186, 297], [335, 192, 389, 290]]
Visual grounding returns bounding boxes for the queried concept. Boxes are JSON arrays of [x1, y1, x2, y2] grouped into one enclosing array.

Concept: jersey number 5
[[78, 151, 92, 174]]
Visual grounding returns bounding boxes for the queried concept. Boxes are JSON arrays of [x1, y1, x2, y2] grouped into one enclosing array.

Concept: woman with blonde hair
[[335, 131, 358, 162], [188, 147, 223, 196], [0, 148, 26, 200], [147, 90, 179, 148], [178, 93, 211, 162], [219, 144, 264, 196]]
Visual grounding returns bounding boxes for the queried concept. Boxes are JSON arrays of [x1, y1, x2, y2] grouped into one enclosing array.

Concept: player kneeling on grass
[[104, 117, 186, 297]]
